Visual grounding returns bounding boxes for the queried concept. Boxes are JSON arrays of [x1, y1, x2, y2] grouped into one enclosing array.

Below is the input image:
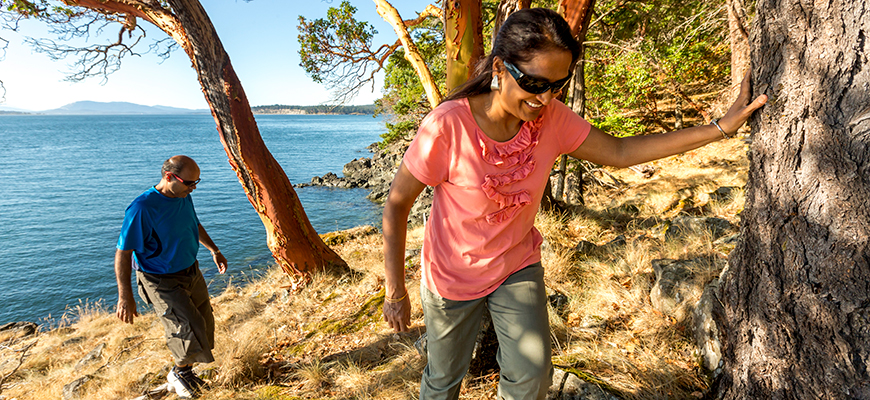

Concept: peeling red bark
[[65, 0, 348, 276], [444, 0, 484, 92]]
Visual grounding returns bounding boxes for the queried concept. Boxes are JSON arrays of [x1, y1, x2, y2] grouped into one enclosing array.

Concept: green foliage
[[297, 1, 384, 103], [298, 1, 376, 83], [375, 18, 446, 147], [376, 0, 500, 147], [590, 114, 646, 138], [584, 0, 731, 136]]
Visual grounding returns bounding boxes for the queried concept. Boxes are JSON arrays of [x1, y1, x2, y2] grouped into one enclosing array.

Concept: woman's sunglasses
[[503, 61, 572, 95]]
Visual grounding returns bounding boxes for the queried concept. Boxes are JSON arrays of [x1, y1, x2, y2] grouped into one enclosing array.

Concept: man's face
[[165, 164, 201, 198]]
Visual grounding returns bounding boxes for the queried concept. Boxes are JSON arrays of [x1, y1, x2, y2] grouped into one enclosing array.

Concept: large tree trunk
[[167, 0, 348, 277], [713, 0, 870, 397], [67, 0, 348, 278], [492, 0, 531, 43], [550, 0, 595, 205], [444, 0, 484, 92]]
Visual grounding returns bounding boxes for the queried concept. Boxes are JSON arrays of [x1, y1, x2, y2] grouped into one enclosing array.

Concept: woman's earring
[[490, 75, 500, 91]]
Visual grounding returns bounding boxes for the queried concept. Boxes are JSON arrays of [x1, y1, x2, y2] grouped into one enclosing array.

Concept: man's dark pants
[[137, 261, 215, 365]]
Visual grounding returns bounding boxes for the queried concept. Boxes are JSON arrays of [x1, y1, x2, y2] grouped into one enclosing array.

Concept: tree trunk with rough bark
[[550, 0, 594, 206], [66, 0, 349, 278], [712, 0, 870, 397], [167, 0, 349, 277]]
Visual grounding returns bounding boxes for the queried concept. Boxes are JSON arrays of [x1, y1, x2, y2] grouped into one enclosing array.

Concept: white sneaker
[[167, 366, 199, 398]]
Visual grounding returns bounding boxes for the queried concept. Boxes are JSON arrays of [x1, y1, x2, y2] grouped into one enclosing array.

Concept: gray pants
[[420, 263, 552, 400], [137, 262, 215, 365]]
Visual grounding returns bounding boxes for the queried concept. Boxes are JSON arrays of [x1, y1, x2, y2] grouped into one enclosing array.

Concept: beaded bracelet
[[385, 292, 407, 303]]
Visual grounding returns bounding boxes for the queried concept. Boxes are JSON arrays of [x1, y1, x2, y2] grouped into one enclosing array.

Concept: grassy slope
[[0, 138, 750, 400]]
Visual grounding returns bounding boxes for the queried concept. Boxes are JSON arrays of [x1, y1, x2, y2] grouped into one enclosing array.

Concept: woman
[[382, 8, 767, 400]]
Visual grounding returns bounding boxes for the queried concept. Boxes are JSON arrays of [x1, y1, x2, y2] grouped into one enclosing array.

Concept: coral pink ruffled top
[[404, 98, 591, 300]]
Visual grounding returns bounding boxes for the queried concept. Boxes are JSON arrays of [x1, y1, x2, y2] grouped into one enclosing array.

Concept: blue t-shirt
[[117, 187, 201, 274]]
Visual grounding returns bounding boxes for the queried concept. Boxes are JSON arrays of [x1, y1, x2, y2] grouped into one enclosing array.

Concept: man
[[114, 155, 227, 399]]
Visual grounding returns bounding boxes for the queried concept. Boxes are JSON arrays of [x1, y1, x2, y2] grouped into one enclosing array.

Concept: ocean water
[[0, 114, 386, 325]]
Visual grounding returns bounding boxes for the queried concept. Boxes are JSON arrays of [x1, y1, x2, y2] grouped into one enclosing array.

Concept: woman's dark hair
[[444, 8, 580, 102]]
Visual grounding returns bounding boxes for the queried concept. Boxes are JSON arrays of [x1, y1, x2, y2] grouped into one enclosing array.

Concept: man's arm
[[114, 249, 138, 324], [198, 224, 227, 274]]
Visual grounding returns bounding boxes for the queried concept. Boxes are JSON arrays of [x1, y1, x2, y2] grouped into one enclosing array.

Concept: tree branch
[[0, 340, 37, 395], [373, 0, 442, 108]]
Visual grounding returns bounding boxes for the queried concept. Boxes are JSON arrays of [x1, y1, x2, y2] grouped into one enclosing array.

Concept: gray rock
[[547, 369, 619, 400], [75, 343, 106, 371], [343, 157, 372, 177], [62, 375, 93, 400], [130, 382, 171, 400], [693, 277, 722, 371], [407, 186, 434, 227], [708, 186, 739, 203], [0, 322, 38, 344], [665, 215, 734, 240], [650, 259, 696, 319], [62, 336, 86, 347]]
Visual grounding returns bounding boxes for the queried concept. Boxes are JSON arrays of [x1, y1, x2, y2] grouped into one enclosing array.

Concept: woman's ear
[[492, 56, 503, 74]]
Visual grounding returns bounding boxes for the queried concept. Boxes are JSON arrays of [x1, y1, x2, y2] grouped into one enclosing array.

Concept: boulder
[[74, 343, 106, 371], [0, 322, 38, 344], [62, 375, 93, 400], [649, 259, 697, 319], [693, 277, 723, 372], [320, 225, 379, 246]]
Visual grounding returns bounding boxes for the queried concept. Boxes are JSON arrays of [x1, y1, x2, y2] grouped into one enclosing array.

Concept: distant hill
[[252, 104, 377, 115], [0, 105, 32, 114], [40, 101, 209, 115]]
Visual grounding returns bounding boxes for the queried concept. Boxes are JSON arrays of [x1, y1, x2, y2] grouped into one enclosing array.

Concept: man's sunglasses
[[170, 172, 201, 187], [503, 61, 572, 95]]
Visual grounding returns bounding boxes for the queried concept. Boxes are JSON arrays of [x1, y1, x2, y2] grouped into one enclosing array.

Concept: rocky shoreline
[[296, 142, 434, 226]]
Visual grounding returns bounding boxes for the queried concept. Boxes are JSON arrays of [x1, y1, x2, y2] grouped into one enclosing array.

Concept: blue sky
[[0, 0, 434, 111]]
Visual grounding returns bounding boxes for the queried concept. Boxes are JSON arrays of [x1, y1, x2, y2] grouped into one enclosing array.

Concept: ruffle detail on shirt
[[481, 187, 532, 224], [477, 117, 542, 168], [478, 116, 544, 224]]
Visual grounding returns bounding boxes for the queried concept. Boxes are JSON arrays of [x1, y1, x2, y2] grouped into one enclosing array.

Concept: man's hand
[[383, 294, 411, 332], [116, 293, 138, 324], [213, 252, 228, 274], [114, 249, 138, 324]]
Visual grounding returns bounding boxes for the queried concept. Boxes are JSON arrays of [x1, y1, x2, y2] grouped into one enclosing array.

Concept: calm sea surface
[[0, 114, 385, 325]]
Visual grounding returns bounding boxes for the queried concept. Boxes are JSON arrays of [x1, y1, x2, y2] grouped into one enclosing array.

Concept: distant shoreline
[[1, 101, 378, 116], [0, 112, 374, 116]]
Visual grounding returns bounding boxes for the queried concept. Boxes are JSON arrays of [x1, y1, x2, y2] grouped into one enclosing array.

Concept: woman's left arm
[[570, 72, 768, 168]]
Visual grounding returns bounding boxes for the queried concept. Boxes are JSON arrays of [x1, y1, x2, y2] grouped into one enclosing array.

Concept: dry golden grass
[[0, 138, 749, 400]]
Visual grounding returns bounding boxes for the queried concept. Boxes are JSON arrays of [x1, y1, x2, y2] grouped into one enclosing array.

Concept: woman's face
[[493, 48, 573, 123]]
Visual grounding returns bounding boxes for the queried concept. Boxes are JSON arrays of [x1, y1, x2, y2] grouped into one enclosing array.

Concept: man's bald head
[[161, 155, 198, 177]]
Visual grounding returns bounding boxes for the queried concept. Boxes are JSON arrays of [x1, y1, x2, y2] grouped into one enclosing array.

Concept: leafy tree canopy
[[298, 1, 394, 105], [584, 0, 730, 136]]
